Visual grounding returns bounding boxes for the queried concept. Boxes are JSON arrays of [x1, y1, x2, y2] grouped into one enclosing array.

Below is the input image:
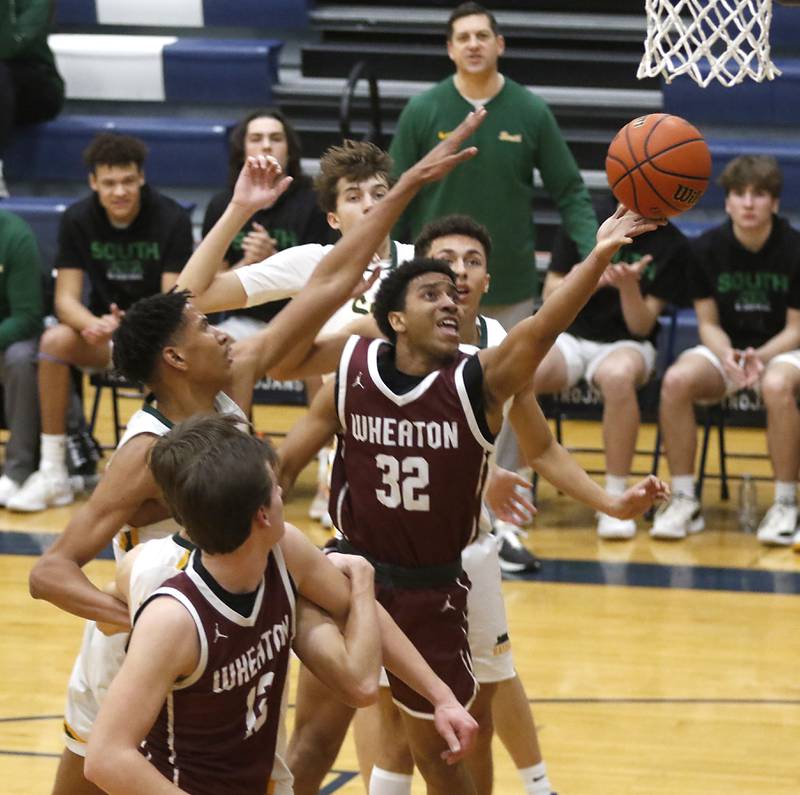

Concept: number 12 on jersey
[[375, 454, 430, 511]]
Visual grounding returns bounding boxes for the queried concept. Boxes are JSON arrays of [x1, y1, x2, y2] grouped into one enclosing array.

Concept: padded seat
[[5, 115, 234, 186], [56, 0, 310, 29], [48, 33, 282, 104]]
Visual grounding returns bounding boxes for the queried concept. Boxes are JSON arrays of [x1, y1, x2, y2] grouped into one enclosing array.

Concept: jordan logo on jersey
[[213, 623, 229, 643], [351, 371, 366, 389]]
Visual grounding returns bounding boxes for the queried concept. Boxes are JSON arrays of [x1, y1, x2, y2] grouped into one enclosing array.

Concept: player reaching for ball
[[278, 204, 665, 794]]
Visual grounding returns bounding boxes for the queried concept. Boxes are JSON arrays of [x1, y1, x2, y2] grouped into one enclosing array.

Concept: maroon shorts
[[378, 575, 477, 717]]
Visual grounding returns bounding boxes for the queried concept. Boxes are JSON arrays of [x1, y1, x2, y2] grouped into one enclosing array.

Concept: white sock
[[774, 481, 797, 504], [519, 761, 552, 795], [671, 475, 695, 499], [40, 434, 67, 477], [316, 446, 329, 482], [605, 474, 628, 496], [369, 766, 413, 795]]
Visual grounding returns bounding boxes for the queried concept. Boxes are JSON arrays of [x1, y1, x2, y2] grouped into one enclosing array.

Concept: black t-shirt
[[55, 185, 193, 315], [690, 215, 800, 349], [202, 177, 335, 324], [549, 214, 692, 344]]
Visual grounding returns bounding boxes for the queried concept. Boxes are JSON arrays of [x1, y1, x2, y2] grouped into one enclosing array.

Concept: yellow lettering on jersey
[[437, 130, 453, 141], [498, 131, 522, 143]]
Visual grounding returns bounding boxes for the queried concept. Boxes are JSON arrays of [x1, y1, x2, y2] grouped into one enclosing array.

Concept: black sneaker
[[494, 521, 541, 574]]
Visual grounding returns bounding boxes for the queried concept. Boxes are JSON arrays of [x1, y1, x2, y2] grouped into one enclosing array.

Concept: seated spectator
[[0, 209, 44, 505], [533, 195, 691, 539], [0, 0, 65, 196], [8, 133, 193, 512], [202, 108, 335, 341], [651, 155, 800, 543]]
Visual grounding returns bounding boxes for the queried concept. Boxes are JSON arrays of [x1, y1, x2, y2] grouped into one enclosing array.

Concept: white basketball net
[[637, 0, 782, 87]]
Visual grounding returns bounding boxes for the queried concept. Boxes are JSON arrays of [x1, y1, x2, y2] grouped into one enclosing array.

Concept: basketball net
[[637, 0, 782, 87]]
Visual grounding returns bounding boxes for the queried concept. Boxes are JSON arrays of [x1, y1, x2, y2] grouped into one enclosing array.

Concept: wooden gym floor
[[1, 389, 798, 794]]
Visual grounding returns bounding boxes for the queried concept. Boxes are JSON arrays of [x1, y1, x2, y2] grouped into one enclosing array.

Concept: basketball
[[605, 113, 712, 218]]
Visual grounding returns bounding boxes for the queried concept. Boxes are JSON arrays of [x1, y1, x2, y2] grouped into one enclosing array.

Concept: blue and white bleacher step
[[56, 0, 310, 29], [5, 116, 234, 188], [48, 34, 282, 104]]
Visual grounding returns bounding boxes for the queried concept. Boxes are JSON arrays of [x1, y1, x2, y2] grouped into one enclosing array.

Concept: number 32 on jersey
[[375, 454, 430, 511]]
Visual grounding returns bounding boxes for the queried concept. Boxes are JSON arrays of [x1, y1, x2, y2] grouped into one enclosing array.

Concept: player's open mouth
[[437, 318, 459, 337]]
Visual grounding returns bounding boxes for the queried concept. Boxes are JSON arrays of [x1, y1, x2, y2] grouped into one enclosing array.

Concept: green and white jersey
[[235, 240, 415, 337]]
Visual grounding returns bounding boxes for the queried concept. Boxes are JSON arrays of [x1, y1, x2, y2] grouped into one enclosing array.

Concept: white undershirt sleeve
[[233, 244, 330, 307]]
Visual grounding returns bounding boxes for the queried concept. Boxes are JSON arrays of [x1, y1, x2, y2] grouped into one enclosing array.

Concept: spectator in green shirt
[[390, 1, 596, 324], [0, 209, 44, 504], [0, 0, 65, 195]]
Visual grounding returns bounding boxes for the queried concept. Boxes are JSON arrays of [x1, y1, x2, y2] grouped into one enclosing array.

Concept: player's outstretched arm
[[28, 434, 162, 626], [85, 598, 199, 794], [291, 554, 381, 709], [278, 379, 340, 494], [479, 207, 663, 421], [238, 108, 486, 381], [176, 156, 292, 312], [509, 386, 668, 518], [279, 525, 478, 762]]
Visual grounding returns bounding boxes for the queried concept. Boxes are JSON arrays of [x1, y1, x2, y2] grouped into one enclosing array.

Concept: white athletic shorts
[[769, 349, 800, 372], [63, 621, 127, 756], [554, 332, 657, 388], [379, 533, 514, 689], [682, 345, 800, 399]]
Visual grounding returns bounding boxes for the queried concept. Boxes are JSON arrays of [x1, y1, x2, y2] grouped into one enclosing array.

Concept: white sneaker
[[308, 482, 329, 521], [596, 512, 637, 540], [650, 493, 704, 540], [756, 501, 797, 546], [6, 470, 74, 512], [0, 475, 21, 507]]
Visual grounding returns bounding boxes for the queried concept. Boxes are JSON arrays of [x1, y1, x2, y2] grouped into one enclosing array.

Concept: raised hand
[[595, 205, 665, 259], [608, 474, 670, 519], [405, 107, 487, 185], [231, 154, 293, 214]]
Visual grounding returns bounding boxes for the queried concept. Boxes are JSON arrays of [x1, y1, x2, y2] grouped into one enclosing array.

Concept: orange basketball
[[605, 113, 712, 218]]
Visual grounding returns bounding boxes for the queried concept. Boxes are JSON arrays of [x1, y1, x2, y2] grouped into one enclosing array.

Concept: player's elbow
[[84, 742, 123, 791], [28, 557, 51, 601], [343, 674, 380, 708]]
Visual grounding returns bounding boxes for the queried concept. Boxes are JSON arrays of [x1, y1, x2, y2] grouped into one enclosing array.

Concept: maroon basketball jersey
[[329, 336, 493, 567], [137, 546, 295, 795]]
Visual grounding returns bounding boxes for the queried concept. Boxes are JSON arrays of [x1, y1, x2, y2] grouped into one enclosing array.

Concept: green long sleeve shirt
[[390, 76, 597, 304], [0, 210, 44, 349], [0, 0, 59, 71]]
